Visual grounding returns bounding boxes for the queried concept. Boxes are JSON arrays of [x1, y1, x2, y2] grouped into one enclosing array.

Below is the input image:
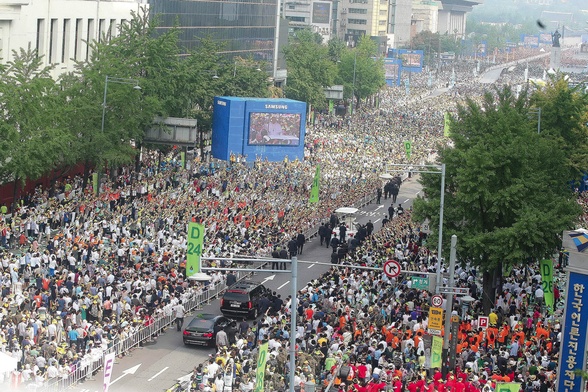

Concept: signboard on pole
[[255, 341, 269, 392], [478, 316, 489, 329], [383, 260, 401, 278], [540, 259, 554, 313], [428, 307, 443, 334], [412, 276, 429, 289], [431, 336, 443, 369], [186, 222, 204, 277], [103, 352, 116, 392], [557, 270, 588, 392]]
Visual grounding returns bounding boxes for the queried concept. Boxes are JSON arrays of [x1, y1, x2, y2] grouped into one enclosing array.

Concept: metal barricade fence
[[41, 263, 267, 392]]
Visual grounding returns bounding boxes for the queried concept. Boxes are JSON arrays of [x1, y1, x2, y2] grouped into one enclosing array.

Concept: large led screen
[[248, 112, 301, 146]]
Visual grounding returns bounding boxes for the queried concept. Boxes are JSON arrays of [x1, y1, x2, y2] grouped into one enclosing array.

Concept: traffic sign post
[[478, 316, 489, 329], [412, 276, 429, 289], [431, 295, 443, 308], [383, 260, 401, 278]]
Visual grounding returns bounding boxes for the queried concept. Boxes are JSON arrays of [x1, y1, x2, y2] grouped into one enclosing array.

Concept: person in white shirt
[[173, 300, 185, 331]]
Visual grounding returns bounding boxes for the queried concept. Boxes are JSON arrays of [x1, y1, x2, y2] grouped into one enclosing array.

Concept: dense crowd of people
[[0, 44, 582, 392]]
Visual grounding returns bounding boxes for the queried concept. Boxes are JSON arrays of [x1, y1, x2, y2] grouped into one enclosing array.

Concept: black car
[[182, 313, 235, 347], [220, 281, 267, 319]]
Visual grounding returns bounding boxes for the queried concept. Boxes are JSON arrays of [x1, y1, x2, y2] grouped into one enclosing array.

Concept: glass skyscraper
[[149, 0, 277, 61]]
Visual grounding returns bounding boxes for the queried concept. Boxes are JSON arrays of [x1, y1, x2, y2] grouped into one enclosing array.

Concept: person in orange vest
[[497, 322, 510, 345], [486, 325, 498, 349]]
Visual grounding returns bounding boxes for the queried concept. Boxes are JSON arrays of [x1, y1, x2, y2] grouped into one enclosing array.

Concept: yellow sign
[[428, 307, 443, 331], [451, 315, 460, 323]]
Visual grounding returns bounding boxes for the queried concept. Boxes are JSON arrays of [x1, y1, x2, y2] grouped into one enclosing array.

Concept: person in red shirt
[[392, 376, 403, 392]]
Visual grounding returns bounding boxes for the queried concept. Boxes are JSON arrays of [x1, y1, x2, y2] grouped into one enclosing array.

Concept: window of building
[[74, 19, 82, 61], [348, 19, 367, 25], [86, 19, 95, 60], [62, 19, 70, 63], [98, 19, 105, 42], [36, 19, 46, 57], [49, 19, 58, 64], [349, 8, 367, 14], [349, 0, 368, 4], [109, 19, 117, 39], [379, 20, 386, 25], [286, 16, 306, 22]]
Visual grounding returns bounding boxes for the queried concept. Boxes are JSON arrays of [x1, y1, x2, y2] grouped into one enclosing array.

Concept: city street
[[72, 177, 423, 392]]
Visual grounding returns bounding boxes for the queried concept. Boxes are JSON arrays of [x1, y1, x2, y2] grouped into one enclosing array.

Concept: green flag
[[92, 173, 99, 196], [540, 259, 554, 313], [495, 383, 522, 392], [404, 141, 412, 159], [309, 166, 320, 203], [329, 100, 334, 114], [254, 341, 269, 392], [431, 336, 443, 369], [444, 112, 451, 137], [186, 222, 204, 277], [180, 151, 186, 169]]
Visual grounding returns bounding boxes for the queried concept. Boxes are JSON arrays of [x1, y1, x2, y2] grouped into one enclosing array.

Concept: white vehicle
[[332, 207, 359, 242]]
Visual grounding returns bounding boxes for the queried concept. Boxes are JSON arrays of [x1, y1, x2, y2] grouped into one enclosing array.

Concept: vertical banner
[[557, 271, 588, 392], [422, 335, 432, 369], [309, 166, 320, 203], [255, 341, 269, 392], [495, 383, 521, 392], [540, 259, 554, 313], [92, 173, 99, 196], [431, 336, 443, 369], [103, 352, 116, 392], [444, 112, 451, 137], [404, 141, 412, 160], [180, 151, 186, 169], [186, 222, 204, 277], [329, 100, 334, 114]]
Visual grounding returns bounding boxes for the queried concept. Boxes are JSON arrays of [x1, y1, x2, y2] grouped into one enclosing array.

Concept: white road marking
[[403, 199, 409, 204], [278, 281, 290, 290], [374, 219, 381, 223], [148, 367, 169, 382], [307, 263, 315, 269]]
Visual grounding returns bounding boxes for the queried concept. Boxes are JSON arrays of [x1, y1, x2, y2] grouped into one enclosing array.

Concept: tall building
[[0, 0, 144, 78], [148, 0, 286, 83], [387, 0, 412, 48], [337, 0, 388, 47], [283, 0, 333, 43]]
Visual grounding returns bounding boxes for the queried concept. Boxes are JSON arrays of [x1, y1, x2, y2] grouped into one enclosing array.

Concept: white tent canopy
[[0, 351, 18, 372]]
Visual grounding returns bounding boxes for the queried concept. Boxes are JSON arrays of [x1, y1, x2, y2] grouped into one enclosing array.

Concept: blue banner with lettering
[[558, 271, 588, 392]]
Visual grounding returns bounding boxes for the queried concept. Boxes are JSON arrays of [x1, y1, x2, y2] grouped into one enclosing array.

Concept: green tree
[[66, 7, 177, 187], [0, 45, 71, 205], [529, 74, 588, 183], [283, 29, 337, 110], [413, 86, 580, 312], [336, 36, 385, 110]]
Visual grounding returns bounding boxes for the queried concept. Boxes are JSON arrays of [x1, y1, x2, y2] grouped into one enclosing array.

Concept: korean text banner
[[557, 271, 588, 392]]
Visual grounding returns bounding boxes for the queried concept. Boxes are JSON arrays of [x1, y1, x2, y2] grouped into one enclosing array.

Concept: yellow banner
[[309, 165, 320, 203], [431, 336, 443, 369], [428, 307, 444, 330], [186, 222, 204, 277], [254, 341, 269, 392], [444, 112, 451, 137]]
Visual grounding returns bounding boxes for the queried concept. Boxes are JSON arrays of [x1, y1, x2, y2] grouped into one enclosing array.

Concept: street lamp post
[[351, 51, 357, 115], [101, 75, 141, 134], [99, 76, 141, 195], [529, 107, 542, 134]]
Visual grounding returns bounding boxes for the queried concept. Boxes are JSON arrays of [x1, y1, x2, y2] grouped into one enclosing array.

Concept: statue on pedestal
[[552, 30, 561, 48]]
